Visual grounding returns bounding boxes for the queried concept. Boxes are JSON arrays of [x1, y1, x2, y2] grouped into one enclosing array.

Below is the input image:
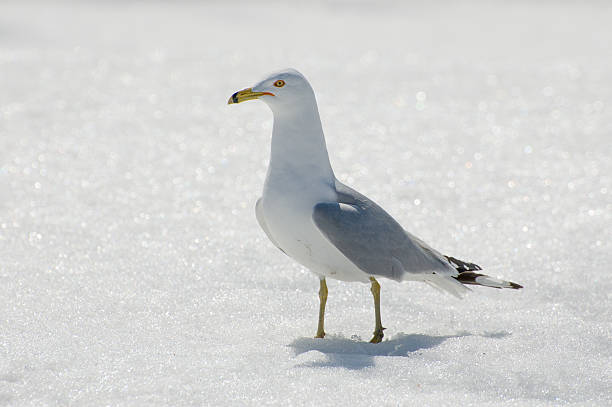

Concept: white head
[[228, 68, 317, 115], [228, 68, 333, 180]]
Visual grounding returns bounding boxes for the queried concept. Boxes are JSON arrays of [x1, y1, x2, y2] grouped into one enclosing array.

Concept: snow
[[0, 1, 611, 405]]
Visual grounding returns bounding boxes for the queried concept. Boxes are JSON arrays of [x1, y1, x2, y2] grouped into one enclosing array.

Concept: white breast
[[260, 175, 370, 283]]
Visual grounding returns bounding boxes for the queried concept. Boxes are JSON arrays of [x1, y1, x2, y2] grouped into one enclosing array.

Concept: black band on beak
[[231, 92, 239, 104]]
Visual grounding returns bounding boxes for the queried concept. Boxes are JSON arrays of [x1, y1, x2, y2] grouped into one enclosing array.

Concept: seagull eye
[[274, 80, 285, 88]]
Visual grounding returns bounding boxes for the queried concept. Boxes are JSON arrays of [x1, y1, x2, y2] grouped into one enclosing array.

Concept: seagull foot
[[315, 331, 326, 339], [369, 328, 385, 344]]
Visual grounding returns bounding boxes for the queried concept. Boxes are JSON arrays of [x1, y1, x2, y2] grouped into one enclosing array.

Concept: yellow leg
[[315, 278, 328, 338], [369, 277, 385, 343]]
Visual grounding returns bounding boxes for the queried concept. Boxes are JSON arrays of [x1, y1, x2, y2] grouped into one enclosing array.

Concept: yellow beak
[[227, 88, 275, 104]]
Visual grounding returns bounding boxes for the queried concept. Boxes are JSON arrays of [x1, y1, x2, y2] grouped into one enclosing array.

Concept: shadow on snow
[[288, 331, 510, 370]]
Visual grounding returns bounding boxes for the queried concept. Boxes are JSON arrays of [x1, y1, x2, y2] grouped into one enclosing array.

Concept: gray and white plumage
[[230, 68, 521, 301], [313, 181, 459, 283]]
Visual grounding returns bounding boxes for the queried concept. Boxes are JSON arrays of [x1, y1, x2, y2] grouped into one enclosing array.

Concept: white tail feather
[[423, 274, 470, 298], [475, 275, 514, 288]]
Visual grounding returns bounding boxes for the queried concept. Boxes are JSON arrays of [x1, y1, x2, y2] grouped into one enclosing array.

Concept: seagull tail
[[445, 256, 523, 290], [423, 274, 471, 299]]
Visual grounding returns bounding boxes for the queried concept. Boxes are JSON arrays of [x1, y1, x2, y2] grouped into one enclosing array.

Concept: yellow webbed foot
[[369, 327, 385, 343]]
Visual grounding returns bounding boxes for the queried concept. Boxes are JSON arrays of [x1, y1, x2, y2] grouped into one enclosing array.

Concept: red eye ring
[[274, 80, 286, 88]]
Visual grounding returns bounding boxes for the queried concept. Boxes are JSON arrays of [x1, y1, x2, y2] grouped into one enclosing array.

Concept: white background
[[0, 1, 610, 405]]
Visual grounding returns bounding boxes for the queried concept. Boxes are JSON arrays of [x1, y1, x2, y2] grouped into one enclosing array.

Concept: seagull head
[[228, 68, 316, 113]]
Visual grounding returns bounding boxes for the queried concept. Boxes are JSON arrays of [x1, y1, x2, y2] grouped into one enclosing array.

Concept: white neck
[[266, 100, 335, 186]]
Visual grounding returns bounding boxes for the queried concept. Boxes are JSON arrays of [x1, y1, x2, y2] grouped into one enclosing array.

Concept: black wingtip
[[446, 255, 523, 290], [445, 255, 482, 272]]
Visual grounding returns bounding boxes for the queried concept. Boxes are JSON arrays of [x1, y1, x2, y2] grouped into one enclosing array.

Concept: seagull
[[228, 68, 522, 343]]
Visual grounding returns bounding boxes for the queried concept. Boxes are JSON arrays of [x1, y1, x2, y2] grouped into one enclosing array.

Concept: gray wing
[[255, 198, 286, 254], [312, 180, 453, 281]]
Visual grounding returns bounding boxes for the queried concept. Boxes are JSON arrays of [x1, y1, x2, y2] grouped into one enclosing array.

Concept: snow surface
[[1, 1, 611, 406]]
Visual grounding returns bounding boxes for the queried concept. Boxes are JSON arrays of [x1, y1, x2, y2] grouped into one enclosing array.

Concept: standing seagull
[[228, 69, 522, 343]]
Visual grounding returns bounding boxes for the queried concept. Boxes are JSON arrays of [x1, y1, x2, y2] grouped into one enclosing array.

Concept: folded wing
[[312, 181, 460, 282]]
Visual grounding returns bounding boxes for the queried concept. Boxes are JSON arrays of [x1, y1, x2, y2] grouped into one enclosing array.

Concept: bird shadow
[[288, 330, 510, 370]]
